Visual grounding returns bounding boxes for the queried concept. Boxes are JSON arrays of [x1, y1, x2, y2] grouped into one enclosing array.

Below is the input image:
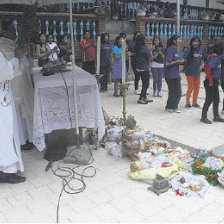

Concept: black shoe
[[185, 104, 191, 108], [213, 117, 224, 122], [21, 142, 34, 151], [0, 172, 26, 184], [200, 118, 212, 124], [192, 104, 200, 108]]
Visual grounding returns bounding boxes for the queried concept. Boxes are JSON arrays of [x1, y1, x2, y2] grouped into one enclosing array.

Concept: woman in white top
[[46, 34, 60, 62]]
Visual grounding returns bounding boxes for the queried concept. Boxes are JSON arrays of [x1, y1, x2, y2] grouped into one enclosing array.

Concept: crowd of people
[[89, 31, 224, 125], [34, 28, 224, 124], [1, 16, 224, 185]]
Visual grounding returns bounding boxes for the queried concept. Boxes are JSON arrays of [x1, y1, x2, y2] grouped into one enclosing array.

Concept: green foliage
[[191, 159, 220, 186]]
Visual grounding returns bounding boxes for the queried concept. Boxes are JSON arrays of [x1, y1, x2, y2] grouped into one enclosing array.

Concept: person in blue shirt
[[164, 35, 184, 113], [100, 33, 112, 92], [135, 33, 153, 104], [201, 43, 224, 124], [150, 36, 165, 97], [184, 36, 204, 108], [220, 52, 224, 115], [112, 35, 128, 97]]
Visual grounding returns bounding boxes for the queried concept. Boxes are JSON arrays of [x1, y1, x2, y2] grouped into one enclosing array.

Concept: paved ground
[[0, 72, 224, 223]]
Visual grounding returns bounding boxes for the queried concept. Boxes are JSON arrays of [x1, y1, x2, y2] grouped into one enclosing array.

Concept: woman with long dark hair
[[201, 43, 224, 124], [36, 33, 50, 67], [128, 31, 141, 94], [164, 35, 184, 112], [135, 33, 153, 104], [59, 34, 72, 62], [150, 36, 165, 97], [184, 36, 204, 108], [100, 32, 112, 92]]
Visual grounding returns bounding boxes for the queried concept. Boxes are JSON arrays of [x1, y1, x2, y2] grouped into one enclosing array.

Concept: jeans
[[186, 75, 200, 105], [131, 57, 140, 90], [151, 67, 164, 92], [201, 79, 220, 119], [100, 65, 111, 91], [138, 70, 150, 100], [221, 82, 224, 110], [165, 78, 182, 109], [82, 61, 96, 74]]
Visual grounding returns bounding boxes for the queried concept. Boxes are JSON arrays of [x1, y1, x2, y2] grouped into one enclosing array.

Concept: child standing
[[112, 35, 128, 97], [201, 43, 224, 124], [100, 33, 112, 92], [150, 36, 165, 97], [46, 34, 60, 62], [164, 35, 184, 113], [184, 36, 204, 108]]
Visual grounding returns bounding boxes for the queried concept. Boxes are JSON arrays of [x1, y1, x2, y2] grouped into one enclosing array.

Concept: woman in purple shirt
[[184, 36, 204, 108], [100, 33, 112, 92], [135, 33, 153, 104], [164, 35, 184, 113]]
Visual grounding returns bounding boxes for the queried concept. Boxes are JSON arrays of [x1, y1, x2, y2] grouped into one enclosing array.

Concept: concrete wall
[[105, 20, 136, 40]]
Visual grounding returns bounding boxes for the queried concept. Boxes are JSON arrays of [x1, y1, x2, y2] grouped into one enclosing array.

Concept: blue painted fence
[[13, 17, 98, 42]]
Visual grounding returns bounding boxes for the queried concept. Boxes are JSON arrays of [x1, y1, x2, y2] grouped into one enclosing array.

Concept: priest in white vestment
[[0, 21, 28, 184], [0, 20, 34, 148]]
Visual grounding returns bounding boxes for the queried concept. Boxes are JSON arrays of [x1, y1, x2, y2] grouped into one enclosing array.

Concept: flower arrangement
[[191, 158, 223, 186]]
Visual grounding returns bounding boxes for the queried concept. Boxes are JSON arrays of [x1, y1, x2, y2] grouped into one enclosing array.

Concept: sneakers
[[157, 92, 162, 97], [192, 104, 200, 108], [134, 89, 141, 95], [185, 104, 191, 108], [165, 109, 174, 113], [200, 118, 212, 124], [213, 117, 224, 122], [153, 92, 157, 97], [174, 109, 181, 113], [165, 108, 180, 113]]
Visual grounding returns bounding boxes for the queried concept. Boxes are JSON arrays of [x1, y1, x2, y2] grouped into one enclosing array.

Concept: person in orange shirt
[[80, 31, 97, 74]]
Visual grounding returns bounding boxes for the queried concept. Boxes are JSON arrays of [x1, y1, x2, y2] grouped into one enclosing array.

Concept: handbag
[[41, 58, 67, 76]]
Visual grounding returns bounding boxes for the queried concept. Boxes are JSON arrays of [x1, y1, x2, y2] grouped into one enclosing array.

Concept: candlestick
[[121, 39, 126, 84], [96, 35, 101, 75]]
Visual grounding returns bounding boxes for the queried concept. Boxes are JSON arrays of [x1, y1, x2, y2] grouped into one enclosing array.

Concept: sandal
[[144, 98, 153, 103], [138, 99, 148, 104]]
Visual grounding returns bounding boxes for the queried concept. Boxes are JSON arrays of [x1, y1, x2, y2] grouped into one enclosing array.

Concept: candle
[[96, 36, 101, 75], [121, 39, 126, 84]]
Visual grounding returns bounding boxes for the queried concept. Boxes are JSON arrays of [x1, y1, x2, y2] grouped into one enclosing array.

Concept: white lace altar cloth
[[33, 67, 105, 151]]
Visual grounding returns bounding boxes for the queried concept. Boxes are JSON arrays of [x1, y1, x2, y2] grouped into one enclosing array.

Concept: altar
[[32, 67, 105, 151]]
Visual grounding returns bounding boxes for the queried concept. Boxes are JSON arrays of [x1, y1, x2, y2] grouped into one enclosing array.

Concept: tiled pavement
[[0, 72, 224, 223]]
